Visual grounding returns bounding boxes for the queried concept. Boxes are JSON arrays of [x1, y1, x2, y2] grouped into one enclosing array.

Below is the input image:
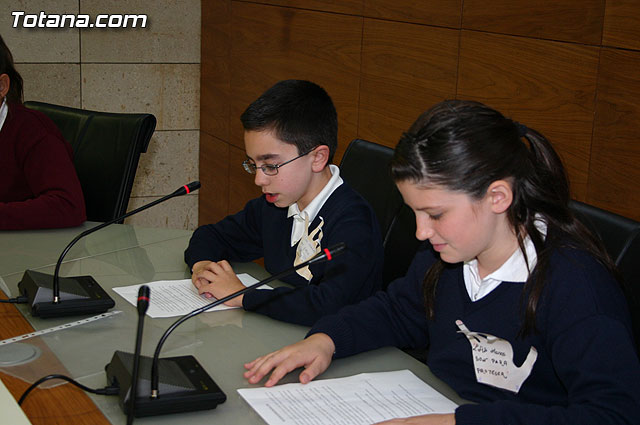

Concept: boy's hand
[[243, 333, 335, 387], [191, 260, 215, 290], [191, 260, 245, 307]]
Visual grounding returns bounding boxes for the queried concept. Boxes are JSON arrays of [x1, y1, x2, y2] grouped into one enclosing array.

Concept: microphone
[[17, 182, 201, 318], [105, 243, 346, 418], [128, 285, 149, 425]]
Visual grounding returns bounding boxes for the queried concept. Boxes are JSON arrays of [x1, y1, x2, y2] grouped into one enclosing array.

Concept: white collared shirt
[[463, 218, 547, 301], [0, 98, 8, 131], [287, 164, 343, 246]]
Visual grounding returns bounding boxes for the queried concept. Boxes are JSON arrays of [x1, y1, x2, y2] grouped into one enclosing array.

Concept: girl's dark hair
[[390, 99, 617, 334], [0, 35, 23, 104]]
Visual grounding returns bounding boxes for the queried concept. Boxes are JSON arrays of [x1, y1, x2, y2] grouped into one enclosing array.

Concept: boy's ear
[[0, 74, 10, 99], [310, 145, 330, 172], [487, 180, 513, 214]]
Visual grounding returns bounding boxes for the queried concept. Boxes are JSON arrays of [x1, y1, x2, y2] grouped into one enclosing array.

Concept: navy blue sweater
[[184, 183, 384, 326], [311, 243, 640, 424]]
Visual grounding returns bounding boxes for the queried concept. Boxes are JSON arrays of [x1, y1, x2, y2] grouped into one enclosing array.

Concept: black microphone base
[[18, 270, 115, 318], [105, 351, 226, 417]]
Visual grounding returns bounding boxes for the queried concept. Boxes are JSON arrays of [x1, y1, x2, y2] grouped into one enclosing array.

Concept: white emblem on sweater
[[456, 319, 537, 393], [293, 215, 323, 281]]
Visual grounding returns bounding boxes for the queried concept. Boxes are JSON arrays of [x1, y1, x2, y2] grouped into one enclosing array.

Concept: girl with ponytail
[[244, 100, 640, 425]]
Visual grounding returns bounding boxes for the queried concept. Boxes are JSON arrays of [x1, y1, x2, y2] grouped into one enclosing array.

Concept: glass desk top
[[0, 224, 464, 424]]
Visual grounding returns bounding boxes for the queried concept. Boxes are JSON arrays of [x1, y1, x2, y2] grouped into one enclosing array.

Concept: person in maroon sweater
[[0, 35, 85, 230]]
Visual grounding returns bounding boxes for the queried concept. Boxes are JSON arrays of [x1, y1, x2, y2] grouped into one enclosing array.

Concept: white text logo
[[12, 11, 148, 29]]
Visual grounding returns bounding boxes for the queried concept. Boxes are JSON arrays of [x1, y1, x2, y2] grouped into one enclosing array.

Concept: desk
[[0, 224, 464, 424]]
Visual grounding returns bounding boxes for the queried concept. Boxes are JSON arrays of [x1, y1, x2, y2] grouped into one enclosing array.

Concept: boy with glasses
[[184, 80, 384, 326]]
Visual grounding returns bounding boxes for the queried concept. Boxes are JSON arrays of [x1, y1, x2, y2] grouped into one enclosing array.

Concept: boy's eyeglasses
[[242, 150, 312, 176]]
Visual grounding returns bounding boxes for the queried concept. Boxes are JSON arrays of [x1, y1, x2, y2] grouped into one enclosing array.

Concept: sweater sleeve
[[184, 197, 265, 268], [308, 243, 436, 355], [241, 201, 385, 326], [0, 126, 86, 230]]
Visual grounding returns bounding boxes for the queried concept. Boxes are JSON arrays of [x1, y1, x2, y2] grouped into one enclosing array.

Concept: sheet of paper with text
[[238, 369, 457, 425], [113, 274, 266, 318]]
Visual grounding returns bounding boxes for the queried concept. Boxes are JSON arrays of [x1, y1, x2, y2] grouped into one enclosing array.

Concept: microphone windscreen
[[307, 242, 347, 265], [326, 242, 346, 258], [172, 181, 201, 196], [137, 285, 150, 315], [185, 181, 201, 193]]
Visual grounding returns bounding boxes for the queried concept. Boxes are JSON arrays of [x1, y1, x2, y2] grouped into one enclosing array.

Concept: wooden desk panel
[[0, 293, 110, 425]]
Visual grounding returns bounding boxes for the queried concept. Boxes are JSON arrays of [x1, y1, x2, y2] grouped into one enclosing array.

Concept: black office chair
[[569, 200, 640, 353], [339, 139, 421, 288], [25, 101, 156, 223], [340, 139, 403, 238]]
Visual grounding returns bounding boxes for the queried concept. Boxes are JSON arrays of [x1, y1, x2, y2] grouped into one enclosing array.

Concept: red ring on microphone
[[323, 248, 332, 261], [138, 296, 150, 302], [183, 185, 190, 194]]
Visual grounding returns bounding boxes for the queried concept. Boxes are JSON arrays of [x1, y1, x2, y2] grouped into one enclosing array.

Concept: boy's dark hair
[[391, 99, 618, 335], [240, 80, 338, 163], [0, 35, 24, 104]]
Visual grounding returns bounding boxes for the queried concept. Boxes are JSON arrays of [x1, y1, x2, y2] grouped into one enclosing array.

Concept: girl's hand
[[375, 413, 455, 425], [243, 333, 336, 387]]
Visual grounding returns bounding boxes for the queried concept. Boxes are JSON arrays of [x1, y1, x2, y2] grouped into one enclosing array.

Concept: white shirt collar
[[0, 98, 8, 131], [287, 164, 343, 246], [463, 217, 547, 301]]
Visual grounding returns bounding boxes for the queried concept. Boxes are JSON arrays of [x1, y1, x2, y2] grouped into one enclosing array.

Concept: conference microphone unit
[[18, 182, 201, 318], [105, 242, 347, 418]]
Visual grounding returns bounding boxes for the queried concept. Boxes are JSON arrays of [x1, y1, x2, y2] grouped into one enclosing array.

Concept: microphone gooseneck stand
[[128, 285, 150, 425], [105, 242, 346, 418], [18, 181, 200, 318]]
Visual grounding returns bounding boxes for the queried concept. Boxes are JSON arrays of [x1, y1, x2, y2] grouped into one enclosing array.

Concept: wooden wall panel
[[245, 0, 364, 15], [358, 19, 458, 148], [201, 58, 230, 140], [457, 31, 599, 200], [462, 0, 606, 44], [363, 0, 462, 28], [229, 2, 363, 163], [603, 0, 640, 50], [589, 48, 640, 220], [229, 145, 263, 214], [199, 132, 230, 224], [201, 0, 640, 223], [201, 0, 231, 141]]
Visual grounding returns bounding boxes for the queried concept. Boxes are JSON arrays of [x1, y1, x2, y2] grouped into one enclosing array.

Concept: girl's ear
[[487, 180, 513, 214], [0, 74, 10, 99], [311, 145, 330, 172]]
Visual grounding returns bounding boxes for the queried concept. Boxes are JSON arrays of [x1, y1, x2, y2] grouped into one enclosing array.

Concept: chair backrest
[[569, 200, 640, 352], [25, 101, 156, 223], [339, 139, 421, 287], [339, 139, 403, 237]]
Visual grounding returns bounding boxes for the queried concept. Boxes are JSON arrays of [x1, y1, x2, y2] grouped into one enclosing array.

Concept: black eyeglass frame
[[242, 149, 313, 176]]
